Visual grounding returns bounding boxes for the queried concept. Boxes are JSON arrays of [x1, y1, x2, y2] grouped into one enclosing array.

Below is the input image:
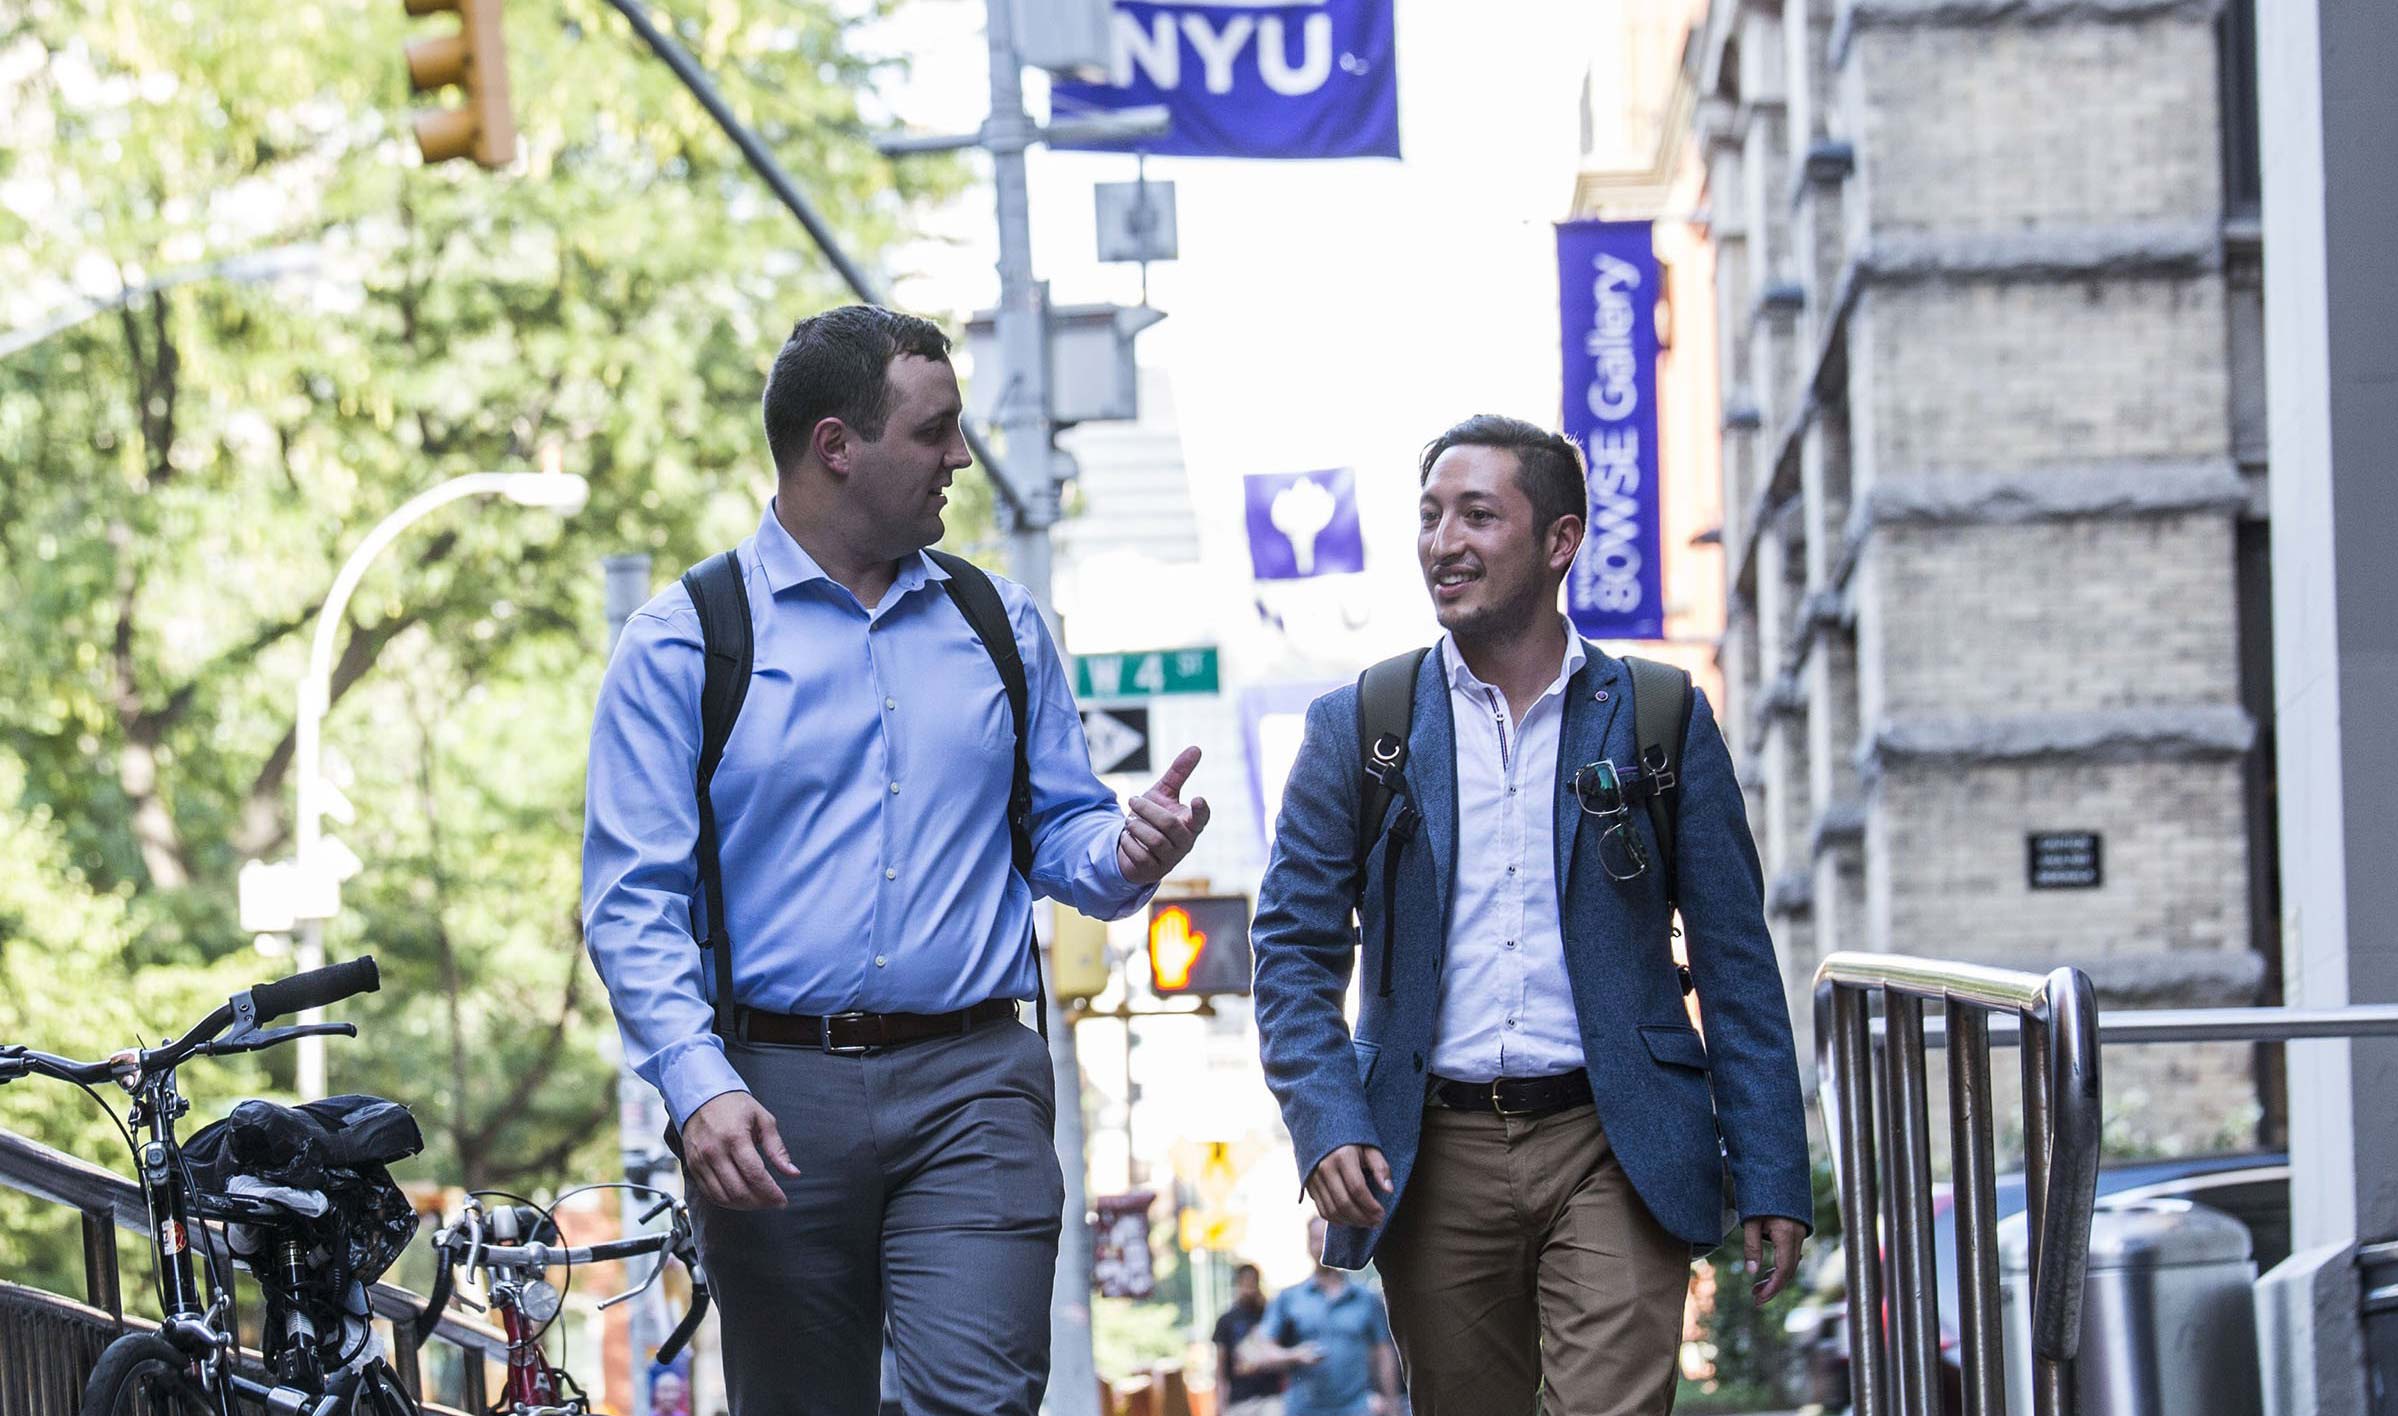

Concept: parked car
[[1787, 1151, 2290, 1413]]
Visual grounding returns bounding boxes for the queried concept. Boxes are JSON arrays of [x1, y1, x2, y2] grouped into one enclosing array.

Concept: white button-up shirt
[[1428, 632, 1590, 1083]]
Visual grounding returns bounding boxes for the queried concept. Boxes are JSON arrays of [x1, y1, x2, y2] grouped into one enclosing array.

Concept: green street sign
[[1074, 647, 1220, 700]]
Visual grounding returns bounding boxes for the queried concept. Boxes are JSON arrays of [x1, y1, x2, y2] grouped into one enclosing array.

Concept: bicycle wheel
[[79, 1334, 214, 1416]]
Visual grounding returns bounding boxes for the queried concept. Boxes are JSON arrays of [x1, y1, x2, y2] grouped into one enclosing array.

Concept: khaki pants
[[1374, 1102, 1689, 1416]]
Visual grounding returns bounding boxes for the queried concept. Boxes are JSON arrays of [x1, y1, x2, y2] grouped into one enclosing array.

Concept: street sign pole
[[984, 5, 1095, 1408], [603, 553, 681, 1416]]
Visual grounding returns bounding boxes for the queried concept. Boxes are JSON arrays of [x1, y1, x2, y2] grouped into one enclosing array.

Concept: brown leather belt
[[1428, 1070, 1593, 1118], [733, 998, 1019, 1055]]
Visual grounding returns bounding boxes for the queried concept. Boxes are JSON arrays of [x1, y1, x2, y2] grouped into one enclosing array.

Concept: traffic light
[[402, 0, 515, 170], [1145, 896, 1252, 997]]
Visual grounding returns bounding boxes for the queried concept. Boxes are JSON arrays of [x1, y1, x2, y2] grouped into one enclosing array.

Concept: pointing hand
[[1117, 746, 1212, 886]]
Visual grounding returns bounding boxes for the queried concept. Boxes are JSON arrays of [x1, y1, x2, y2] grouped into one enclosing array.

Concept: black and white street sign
[[1080, 706, 1151, 776]]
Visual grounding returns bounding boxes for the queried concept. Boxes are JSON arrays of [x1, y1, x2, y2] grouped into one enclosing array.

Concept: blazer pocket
[[1639, 1023, 1712, 1071], [1352, 1039, 1383, 1086]]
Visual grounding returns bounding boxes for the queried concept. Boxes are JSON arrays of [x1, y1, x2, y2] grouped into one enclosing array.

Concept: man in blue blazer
[[1252, 415, 1813, 1414]]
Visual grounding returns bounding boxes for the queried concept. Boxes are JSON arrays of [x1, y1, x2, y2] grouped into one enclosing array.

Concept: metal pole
[[1871, 1016, 1904, 1413], [597, 0, 1021, 518], [295, 472, 576, 1096], [979, 0, 1094, 1400], [603, 553, 677, 1416], [2019, 1012, 2067, 1416], [1833, 986, 1890, 1416], [1884, 993, 1941, 1415], [1947, 1003, 2006, 1416]]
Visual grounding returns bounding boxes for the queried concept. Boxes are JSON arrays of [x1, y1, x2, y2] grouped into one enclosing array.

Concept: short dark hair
[[1233, 1263, 1261, 1282], [1418, 414, 1588, 532], [762, 305, 952, 472]]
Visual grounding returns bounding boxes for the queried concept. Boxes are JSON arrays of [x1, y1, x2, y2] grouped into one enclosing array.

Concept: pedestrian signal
[[1145, 896, 1251, 997], [402, 0, 515, 170]]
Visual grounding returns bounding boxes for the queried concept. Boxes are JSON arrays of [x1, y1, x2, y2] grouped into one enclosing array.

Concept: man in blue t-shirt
[[1249, 1221, 1399, 1416]]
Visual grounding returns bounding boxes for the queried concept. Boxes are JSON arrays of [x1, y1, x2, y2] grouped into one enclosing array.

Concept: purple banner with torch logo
[[1556, 220, 1664, 641]]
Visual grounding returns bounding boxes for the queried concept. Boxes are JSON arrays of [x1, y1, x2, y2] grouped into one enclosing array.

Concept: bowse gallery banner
[[1557, 219, 1663, 641], [1049, 0, 1401, 159]]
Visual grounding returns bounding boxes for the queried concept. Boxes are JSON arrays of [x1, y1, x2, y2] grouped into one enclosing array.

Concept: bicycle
[[410, 1186, 710, 1415], [0, 955, 422, 1415]]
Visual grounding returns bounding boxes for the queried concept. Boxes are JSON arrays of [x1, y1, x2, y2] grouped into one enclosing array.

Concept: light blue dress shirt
[[583, 503, 1152, 1126], [1429, 631, 1589, 1083]]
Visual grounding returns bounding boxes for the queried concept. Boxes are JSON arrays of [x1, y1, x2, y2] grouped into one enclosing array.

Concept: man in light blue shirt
[[1247, 1220, 1399, 1416], [584, 305, 1210, 1415]]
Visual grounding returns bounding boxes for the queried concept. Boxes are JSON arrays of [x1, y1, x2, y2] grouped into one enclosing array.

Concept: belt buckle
[[1491, 1081, 1532, 1117], [820, 1013, 875, 1056]]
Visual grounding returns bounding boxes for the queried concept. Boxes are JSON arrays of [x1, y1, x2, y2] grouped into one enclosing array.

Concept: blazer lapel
[[1404, 650, 1457, 923], [1556, 646, 1627, 900]]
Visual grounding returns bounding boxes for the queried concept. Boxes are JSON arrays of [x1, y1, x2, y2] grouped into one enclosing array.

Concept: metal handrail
[[1814, 952, 2104, 1416], [1917, 1002, 2398, 1047], [0, 1125, 507, 1404]]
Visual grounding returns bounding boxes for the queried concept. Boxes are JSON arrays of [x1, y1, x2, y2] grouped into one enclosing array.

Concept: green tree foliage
[[0, 0, 972, 1289]]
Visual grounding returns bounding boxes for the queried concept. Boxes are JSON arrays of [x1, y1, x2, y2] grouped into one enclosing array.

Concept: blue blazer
[[1252, 645, 1813, 1269]]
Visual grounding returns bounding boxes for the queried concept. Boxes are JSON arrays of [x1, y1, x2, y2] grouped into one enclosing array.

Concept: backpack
[[678, 547, 1040, 1039], [1350, 646, 1692, 999]]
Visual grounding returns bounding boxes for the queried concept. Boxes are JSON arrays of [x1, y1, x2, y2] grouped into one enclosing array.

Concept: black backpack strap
[[679, 550, 753, 1038], [1624, 655, 1693, 913], [1354, 648, 1429, 999], [926, 550, 1033, 877], [925, 549, 1046, 1038]]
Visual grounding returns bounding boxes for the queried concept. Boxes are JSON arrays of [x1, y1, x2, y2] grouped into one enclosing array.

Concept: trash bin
[[1998, 1198, 2262, 1416]]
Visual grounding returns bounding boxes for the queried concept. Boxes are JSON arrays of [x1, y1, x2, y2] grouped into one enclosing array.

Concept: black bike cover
[[185, 1094, 424, 1285]]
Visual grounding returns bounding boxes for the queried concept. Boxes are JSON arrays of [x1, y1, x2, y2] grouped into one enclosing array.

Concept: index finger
[[1149, 745, 1203, 800]]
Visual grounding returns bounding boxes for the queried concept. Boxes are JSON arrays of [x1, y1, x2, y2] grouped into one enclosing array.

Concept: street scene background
[[3, 0, 2389, 1413]]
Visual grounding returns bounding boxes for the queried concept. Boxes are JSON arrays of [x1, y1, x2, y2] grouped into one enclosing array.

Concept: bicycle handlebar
[[0, 957, 380, 1087], [455, 1231, 681, 1271], [251, 956, 380, 1023], [655, 1283, 711, 1364]]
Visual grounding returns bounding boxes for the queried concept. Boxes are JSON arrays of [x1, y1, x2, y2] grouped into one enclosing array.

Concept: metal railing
[[1815, 952, 2104, 1416], [0, 1125, 506, 1415]]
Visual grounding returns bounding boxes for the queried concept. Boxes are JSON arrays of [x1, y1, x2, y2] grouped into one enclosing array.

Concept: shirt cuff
[[1087, 823, 1160, 919], [660, 1038, 750, 1130]]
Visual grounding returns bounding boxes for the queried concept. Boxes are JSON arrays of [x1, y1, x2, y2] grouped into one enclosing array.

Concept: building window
[[2218, 0, 2262, 220]]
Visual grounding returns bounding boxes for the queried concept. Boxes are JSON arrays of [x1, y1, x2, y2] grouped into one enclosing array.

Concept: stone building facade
[[1678, 0, 2276, 1152]]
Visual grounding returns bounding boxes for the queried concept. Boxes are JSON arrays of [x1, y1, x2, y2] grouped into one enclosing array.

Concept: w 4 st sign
[[1074, 646, 1220, 700]]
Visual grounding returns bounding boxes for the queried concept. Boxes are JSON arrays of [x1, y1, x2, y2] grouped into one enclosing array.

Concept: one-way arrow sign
[[1080, 706, 1151, 776]]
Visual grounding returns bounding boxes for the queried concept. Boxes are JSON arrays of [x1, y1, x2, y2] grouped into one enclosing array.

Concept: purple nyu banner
[[1050, 0, 1401, 160], [1556, 220, 1664, 641]]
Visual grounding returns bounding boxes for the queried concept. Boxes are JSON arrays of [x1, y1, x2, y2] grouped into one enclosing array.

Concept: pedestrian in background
[[1251, 415, 1811, 1413], [1213, 1262, 1288, 1416], [583, 304, 1212, 1414], [1235, 1220, 1399, 1416]]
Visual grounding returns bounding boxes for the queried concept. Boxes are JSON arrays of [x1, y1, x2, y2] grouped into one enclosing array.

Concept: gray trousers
[[689, 1016, 1064, 1416]]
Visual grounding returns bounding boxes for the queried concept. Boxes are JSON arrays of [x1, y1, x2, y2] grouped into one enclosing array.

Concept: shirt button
[[889, 781, 902, 794], [1506, 1018, 1519, 1030], [1505, 939, 1518, 950], [874, 955, 888, 968], [1506, 864, 1517, 875], [885, 698, 897, 711], [884, 867, 898, 881]]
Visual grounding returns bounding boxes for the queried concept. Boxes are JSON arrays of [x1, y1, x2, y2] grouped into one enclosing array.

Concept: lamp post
[[289, 467, 590, 1098]]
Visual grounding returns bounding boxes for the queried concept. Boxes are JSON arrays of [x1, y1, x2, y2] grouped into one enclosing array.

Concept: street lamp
[[287, 467, 589, 1097]]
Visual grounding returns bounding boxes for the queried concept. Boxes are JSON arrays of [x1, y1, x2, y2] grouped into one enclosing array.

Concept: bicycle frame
[[1, 957, 402, 1415]]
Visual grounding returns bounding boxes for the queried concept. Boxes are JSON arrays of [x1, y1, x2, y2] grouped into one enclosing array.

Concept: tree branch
[[463, 920, 588, 1155]]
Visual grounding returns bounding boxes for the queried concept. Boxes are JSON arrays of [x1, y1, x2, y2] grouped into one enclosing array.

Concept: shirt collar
[[753, 500, 948, 599], [1439, 627, 1588, 698]]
